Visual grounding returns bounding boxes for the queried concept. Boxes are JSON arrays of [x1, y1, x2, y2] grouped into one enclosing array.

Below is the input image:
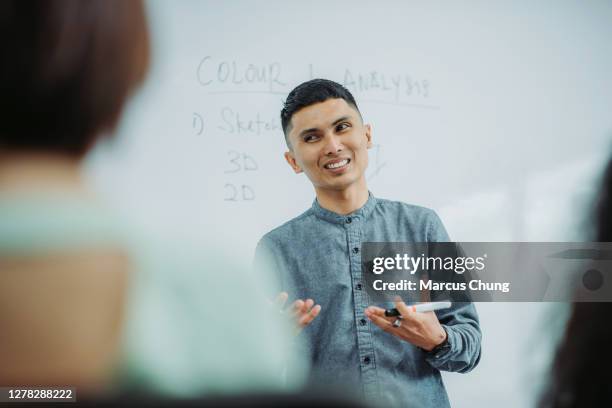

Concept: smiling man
[[254, 79, 481, 407]]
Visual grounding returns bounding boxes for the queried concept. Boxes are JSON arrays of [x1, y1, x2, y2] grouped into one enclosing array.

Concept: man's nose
[[323, 134, 343, 155]]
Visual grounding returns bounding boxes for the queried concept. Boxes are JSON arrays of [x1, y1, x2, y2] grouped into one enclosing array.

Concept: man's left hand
[[365, 299, 447, 351]]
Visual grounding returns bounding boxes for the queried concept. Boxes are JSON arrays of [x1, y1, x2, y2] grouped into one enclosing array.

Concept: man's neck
[[314, 180, 369, 215]]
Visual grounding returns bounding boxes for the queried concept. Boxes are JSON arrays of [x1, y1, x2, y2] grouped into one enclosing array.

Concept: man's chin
[[316, 179, 359, 192]]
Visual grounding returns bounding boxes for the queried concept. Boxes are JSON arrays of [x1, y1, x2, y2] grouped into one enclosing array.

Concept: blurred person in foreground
[[539, 157, 612, 407], [0, 0, 299, 399]]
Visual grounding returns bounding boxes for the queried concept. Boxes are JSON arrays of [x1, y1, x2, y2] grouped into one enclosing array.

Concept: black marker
[[384, 301, 452, 317], [384, 308, 401, 317]]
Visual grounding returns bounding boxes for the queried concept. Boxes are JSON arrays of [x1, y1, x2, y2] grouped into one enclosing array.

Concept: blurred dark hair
[[594, 159, 612, 242], [280, 79, 360, 141], [540, 158, 612, 407], [0, 0, 149, 157]]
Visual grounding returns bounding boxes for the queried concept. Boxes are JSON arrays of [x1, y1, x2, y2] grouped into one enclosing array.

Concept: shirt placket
[[345, 215, 380, 401]]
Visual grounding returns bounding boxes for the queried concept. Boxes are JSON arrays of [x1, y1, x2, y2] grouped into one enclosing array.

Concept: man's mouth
[[324, 159, 350, 170]]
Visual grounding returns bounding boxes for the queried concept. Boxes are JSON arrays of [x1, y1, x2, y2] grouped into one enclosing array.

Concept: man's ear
[[365, 123, 373, 149], [284, 151, 303, 174]]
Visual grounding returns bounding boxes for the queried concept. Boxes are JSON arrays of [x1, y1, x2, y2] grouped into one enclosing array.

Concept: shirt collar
[[311, 191, 377, 224]]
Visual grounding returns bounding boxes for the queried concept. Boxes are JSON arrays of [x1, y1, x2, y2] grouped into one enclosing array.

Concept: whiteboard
[[87, 0, 612, 252], [85, 1, 612, 406]]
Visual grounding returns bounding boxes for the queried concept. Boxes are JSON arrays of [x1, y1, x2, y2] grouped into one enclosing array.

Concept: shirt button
[[360, 318, 367, 326], [356, 283, 362, 290], [363, 356, 371, 364], [346, 217, 352, 224], [352, 247, 359, 254]]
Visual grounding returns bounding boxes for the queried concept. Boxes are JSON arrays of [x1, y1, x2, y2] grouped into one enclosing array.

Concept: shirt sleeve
[[423, 210, 482, 373]]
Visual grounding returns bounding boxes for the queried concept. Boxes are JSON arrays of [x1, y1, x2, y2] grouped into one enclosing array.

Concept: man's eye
[[303, 134, 319, 142], [336, 122, 351, 132]]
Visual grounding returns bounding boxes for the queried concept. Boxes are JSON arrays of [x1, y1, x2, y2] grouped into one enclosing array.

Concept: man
[[254, 79, 481, 407]]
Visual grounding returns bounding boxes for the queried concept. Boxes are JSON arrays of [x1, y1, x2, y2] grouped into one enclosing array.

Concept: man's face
[[284, 98, 372, 193]]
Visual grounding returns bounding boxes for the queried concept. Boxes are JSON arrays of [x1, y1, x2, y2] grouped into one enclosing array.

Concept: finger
[[303, 298, 314, 313], [365, 310, 395, 333], [395, 300, 425, 324], [395, 299, 414, 317], [290, 299, 305, 318], [365, 306, 398, 324], [364, 306, 387, 317], [299, 299, 317, 321], [298, 304, 321, 327], [274, 292, 289, 309], [394, 298, 412, 316]]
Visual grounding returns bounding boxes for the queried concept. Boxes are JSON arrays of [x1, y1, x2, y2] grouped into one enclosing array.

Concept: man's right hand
[[275, 292, 321, 334]]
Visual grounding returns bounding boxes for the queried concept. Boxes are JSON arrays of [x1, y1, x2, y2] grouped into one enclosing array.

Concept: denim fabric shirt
[[254, 194, 481, 407]]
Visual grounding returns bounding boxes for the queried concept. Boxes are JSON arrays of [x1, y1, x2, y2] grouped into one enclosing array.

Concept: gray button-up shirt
[[254, 194, 481, 407]]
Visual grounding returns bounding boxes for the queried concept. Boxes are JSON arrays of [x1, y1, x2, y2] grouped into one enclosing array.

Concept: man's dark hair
[[0, 0, 150, 157], [280, 79, 360, 140]]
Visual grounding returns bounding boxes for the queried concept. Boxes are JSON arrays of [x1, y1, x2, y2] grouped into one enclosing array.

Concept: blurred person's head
[[0, 0, 149, 158], [540, 157, 612, 407], [0, 0, 149, 392]]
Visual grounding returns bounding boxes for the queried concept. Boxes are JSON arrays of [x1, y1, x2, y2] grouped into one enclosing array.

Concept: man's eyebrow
[[331, 116, 351, 126], [298, 126, 319, 138]]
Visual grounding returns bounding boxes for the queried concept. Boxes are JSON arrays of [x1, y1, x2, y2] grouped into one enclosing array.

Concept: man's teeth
[[326, 159, 349, 169]]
